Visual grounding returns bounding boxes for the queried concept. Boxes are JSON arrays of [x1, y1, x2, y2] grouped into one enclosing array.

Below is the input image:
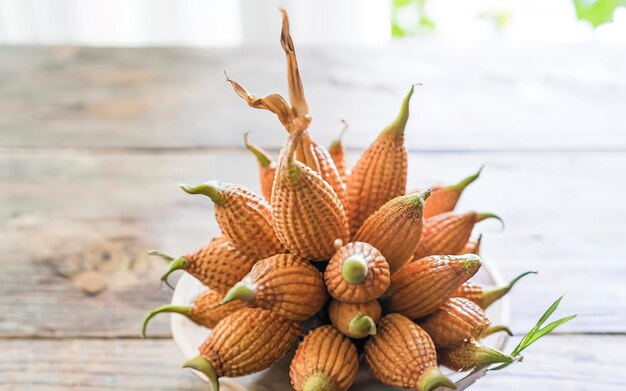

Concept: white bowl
[[171, 258, 510, 390]]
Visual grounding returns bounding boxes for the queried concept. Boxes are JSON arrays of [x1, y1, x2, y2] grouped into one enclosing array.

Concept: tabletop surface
[[0, 44, 625, 390]]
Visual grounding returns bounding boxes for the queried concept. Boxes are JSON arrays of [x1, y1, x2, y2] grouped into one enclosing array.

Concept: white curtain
[[0, 0, 391, 46]]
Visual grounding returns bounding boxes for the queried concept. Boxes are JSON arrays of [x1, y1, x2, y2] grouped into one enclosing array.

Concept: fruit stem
[[382, 85, 416, 136], [462, 254, 482, 272], [244, 133, 273, 168], [183, 355, 219, 391], [302, 373, 332, 391], [142, 305, 192, 338], [476, 213, 505, 230], [159, 256, 188, 290], [483, 325, 513, 338], [474, 344, 514, 368], [329, 119, 348, 151], [418, 366, 457, 391], [349, 315, 377, 337], [180, 181, 226, 206], [222, 282, 256, 304], [445, 165, 484, 192], [482, 271, 538, 308], [342, 255, 368, 284], [148, 250, 175, 262]]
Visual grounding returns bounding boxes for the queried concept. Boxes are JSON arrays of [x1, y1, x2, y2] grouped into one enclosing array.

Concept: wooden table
[[1, 45, 625, 390]]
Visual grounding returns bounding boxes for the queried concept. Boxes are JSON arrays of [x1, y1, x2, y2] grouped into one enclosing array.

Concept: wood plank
[[1, 149, 624, 337], [0, 335, 624, 390], [0, 45, 625, 150]]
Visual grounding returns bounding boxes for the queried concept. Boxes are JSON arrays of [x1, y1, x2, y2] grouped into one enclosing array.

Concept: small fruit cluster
[[142, 9, 574, 391]]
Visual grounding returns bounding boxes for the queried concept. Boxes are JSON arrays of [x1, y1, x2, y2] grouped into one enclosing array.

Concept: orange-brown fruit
[[142, 289, 245, 337], [459, 233, 482, 255], [420, 297, 512, 349], [328, 299, 381, 338], [149, 236, 255, 293], [328, 120, 350, 183], [422, 166, 483, 218], [300, 131, 347, 205], [364, 313, 456, 391], [272, 132, 350, 260], [324, 242, 390, 303], [354, 190, 430, 274], [345, 86, 413, 236], [452, 270, 537, 309], [183, 307, 302, 391], [222, 254, 327, 321], [244, 133, 276, 201], [181, 181, 285, 260], [438, 340, 513, 371], [290, 325, 359, 391], [414, 211, 503, 259], [386, 254, 482, 319]]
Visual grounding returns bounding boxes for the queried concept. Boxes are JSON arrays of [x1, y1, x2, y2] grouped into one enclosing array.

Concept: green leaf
[[572, 0, 626, 28], [393, 0, 415, 8], [491, 296, 576, 371]]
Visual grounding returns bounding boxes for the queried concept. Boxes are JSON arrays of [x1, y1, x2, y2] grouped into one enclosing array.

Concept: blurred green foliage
[[391, 0, 435, 37], [572, 0, 626, 28]]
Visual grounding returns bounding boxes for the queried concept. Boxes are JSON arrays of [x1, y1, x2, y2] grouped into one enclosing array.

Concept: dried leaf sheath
[[272, 133, 349, 260], [346, 86, 413, 235]]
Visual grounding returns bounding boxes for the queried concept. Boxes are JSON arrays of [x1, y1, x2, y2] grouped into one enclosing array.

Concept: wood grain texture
[[0, 46, 624, 150], [1, 149, 624, 337], [0, 336, 624, 390]]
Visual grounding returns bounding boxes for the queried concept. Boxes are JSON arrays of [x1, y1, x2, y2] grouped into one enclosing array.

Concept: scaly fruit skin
[[324, 242, 390, 303], [329, 122, 349, 183], [458, 234, 482, 255], [181, 181, 285, 260], [345, 86, 413, 236], [196, 308, 302, 381], [365, 314, 456, 391], [328, 299, 381, 338], [438, 340, 513, 371], [189, 290, 247, 328], [419, 297, 490, 348], [354, 190, 429, 274], [299, 132, 347, 206], [387, 254, 482, 319], [152, 236, 255, 293], [422, 167, 483, 218], [272, 133, 350, 260], [223, 254, 327, 321], [290, 325, 358, 391], [452, 270, 537, 309], [414, 211, 501, 259], [244, 133, 276, 201], [141, 289, 246, 337]]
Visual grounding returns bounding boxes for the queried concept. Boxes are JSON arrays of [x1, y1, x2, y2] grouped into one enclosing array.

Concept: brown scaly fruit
[[419, 297, 512, 349], [459, 233, 482, 255], [328, 120, 350, 183], [271, 131, 350, 260], [346, 86, 413, 236], [324, 241, 390, 303], [422, 166, 483, 218], [142, 289, 245, 336], [365, 313, 456, 391], [183, 307, 302, 391], [452, 270, 537, 309], [222, 254, 327, 321], [149, 236, 255, 292], [244, 133, 276, 201], [414, 211, 503, 259], [290, 325, 359, 391], [180, 181, 285, 260], [438, 340, 513, 371], [309, 134, 347, 206], [328, 299, 381, 338], [386, 254, 481, 319], [354, 190, 430, 274]]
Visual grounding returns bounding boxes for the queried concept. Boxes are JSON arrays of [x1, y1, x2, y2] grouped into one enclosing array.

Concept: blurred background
[[1, 0, 625, 45], [0, 1, 625, 390]]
